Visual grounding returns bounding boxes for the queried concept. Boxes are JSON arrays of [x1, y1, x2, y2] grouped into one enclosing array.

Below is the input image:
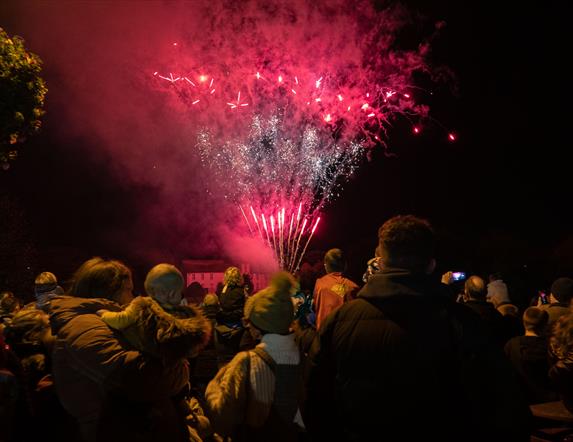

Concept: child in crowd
[[205, 271, 304, 442], [504, 307, 557, 404], [201, 293, 221, 323], [97, 264, 213, 440], [34, 271, 64, 312]]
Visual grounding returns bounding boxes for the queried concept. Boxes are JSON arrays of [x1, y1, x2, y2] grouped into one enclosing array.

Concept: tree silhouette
[[0, 28, 47, 170]]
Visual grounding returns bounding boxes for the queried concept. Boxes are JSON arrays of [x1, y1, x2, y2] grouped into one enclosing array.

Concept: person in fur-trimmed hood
[[204, 271, 305, 442], [96, 263, 213, 442], [98, 295, 212, 362]]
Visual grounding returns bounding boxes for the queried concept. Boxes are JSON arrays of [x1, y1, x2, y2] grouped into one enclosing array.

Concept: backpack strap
[[251, 347, 276, 373]]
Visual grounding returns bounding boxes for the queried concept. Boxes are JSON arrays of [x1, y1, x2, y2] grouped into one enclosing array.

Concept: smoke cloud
[[1, 0, 439, 269]]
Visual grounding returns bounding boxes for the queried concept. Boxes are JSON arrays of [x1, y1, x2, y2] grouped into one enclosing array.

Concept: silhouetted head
[[69, 257, 133, 305], [223, 266, 243, 287], [523, 307, 549, 335], [550, 277, 573, 304], [378, 215, 435, 274], [464, 276, 487, 301], [145, 263, 185, 306], [324, 248, 346, 274]]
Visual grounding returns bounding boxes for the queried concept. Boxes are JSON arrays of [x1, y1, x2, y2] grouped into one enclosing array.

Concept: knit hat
[[551, 277, 573, 303], [244, 272, 296, 334]]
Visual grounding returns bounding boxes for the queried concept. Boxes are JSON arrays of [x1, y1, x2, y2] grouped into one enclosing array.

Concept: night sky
[[0, 0, 570, 302]]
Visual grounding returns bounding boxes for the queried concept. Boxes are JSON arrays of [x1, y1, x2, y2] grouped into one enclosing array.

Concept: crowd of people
[[2, 214, 573, 441]]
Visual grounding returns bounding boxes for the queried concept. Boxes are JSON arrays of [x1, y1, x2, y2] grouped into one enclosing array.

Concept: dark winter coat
[[505, 335, 557, 404], [464, 299, 510, 347], [217, 285, 246, 324], [49, 296, 191, 442], [304, 268, 532, 442]]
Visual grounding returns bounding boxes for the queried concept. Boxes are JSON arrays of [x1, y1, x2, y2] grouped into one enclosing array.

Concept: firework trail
[[149, 0, 449, 271], [197, 113, 362, 271]]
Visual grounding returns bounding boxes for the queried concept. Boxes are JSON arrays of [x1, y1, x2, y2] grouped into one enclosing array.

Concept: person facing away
[[549, 313, 573, 414], [487, 272, 511, 307], [463, 275, 509, 347], [205, 271, 304, 442], [34, 271, 64, 312], [304, 215, 531, 442], [539, 277, 573, 328], [49, 257, 191, 442], [96, 265, 213, 441], [312, 248, 359, 330], [98, 263, 212, 362], [144, 263, 201, 320], [217, 266, 246, 326], [505, 307, 558, 404]]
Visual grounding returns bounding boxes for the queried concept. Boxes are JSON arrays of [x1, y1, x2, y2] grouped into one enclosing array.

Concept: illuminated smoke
[[148, 0, 442, 269], [197, 113, 362, 270]]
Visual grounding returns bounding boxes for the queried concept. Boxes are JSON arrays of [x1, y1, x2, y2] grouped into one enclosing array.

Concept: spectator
[[182, 281, 206, 307], [218, 267, 246, 325], [201, 293, 221, 323], [362, 246, 383, 284], [487, 272, 511, 307], [305, 215, 531, 441], [144, 264, 200, 321], [214, 267, 247, 367], [3, 306, 77, 441], [498, 302, 525, 338], [49, 257, 190, 442], [463, 275, 509, 346], [97, 282, 212, 440], [540, 277, 573, 327], [243, 273, 255, 296], [549, 313, 573, 414], [0, 329, 20, 442], [312, 248, 359, 330], [0, 291, 21, 329], [205, 271, 303, 442], [505, 307, 557, 404], [98, 293, 211, 363], [34, 271, 64, 312]]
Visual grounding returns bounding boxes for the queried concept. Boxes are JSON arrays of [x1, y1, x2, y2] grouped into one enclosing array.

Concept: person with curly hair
[[549, 313, 573, 413]]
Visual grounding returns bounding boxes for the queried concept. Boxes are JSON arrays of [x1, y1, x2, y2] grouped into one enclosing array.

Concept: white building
[[181, 259, 270, 294]]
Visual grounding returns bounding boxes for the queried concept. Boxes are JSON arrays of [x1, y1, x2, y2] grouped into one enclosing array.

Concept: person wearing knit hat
[[34, 272, 64, 312], [539, 277, 573, 326], [244, 272, 297, 336], [205, 271, 304, 442]]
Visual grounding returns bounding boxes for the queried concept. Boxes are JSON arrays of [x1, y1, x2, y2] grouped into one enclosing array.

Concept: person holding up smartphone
[[538, 278, 573, 326], [441, 271, 467, 302]]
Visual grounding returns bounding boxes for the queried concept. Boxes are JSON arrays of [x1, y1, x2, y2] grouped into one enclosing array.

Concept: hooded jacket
[[49, 296, 191, 442], [100, 296, 212, 361], [304, 268, 531, 442]]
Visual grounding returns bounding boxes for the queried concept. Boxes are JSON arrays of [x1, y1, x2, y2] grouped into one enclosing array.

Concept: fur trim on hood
[[129, 296, 212, 360]]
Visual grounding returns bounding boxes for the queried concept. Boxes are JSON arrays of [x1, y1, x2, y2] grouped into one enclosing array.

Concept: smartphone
[[451, 272, 466, 282], [539, 291, 549, 305]]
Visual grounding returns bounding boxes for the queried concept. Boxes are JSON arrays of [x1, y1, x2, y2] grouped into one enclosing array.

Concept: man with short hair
[[304, 215, 531, 441], [463, 275, 508, 346], [312, 248, 359, 330], [505, 307, 557, 404]]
